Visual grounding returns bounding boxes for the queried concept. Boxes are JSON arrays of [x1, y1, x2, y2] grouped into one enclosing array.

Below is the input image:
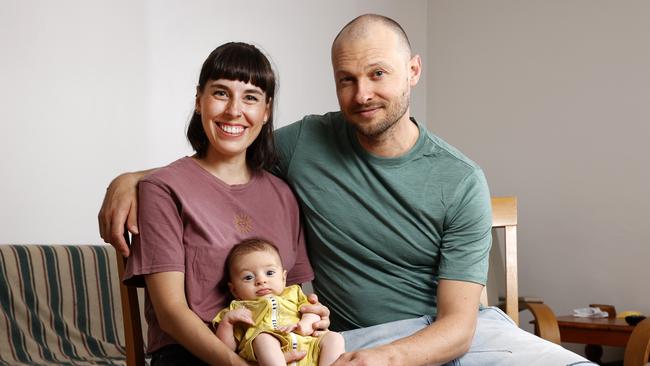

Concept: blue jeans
[[341, 306, 597, 366]]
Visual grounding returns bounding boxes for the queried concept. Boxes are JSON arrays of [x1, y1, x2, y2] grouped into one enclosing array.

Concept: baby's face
[[229, 250, 287, 300]]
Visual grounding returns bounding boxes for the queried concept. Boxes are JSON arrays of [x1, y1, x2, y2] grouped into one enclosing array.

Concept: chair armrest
[[524, 301, 561, 345], [624, 317, 650, 366]]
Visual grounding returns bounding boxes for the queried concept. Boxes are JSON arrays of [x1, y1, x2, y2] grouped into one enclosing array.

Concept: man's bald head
[[331, 14, 412, 60]]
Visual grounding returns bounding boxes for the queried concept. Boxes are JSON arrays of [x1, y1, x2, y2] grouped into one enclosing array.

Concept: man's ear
[[408, 54, 422, 86]]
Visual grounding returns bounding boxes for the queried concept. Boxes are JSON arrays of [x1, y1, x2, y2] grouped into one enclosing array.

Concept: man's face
[[332, 26, 419, 138]]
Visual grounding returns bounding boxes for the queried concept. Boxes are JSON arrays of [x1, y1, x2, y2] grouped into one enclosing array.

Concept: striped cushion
[[0, 245, 127, 365]]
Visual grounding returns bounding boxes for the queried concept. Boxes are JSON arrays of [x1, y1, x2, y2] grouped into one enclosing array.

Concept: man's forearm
[[385, 280, 482, 366], [99, 167, 161, 255], [387, 313, 476, 366], [113, 168, 158, 187]]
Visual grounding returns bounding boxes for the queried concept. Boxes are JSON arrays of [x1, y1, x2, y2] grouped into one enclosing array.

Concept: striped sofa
[[0, 244, 129, 365]]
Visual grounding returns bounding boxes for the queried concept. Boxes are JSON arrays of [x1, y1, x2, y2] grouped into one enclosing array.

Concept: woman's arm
[[145, 271, 248, 366], [215, 308, 254, 351]]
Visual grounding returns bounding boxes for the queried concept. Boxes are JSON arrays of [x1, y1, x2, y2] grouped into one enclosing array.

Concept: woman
[[123, 42, 317, 365]]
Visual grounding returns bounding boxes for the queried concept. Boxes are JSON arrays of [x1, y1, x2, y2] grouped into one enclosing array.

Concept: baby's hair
[[225, 238, 283, 278]]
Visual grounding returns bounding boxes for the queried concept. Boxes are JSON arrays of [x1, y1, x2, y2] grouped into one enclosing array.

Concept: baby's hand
[[294, 322, 314, 336], [223, 308, 254, 326], [276, 323, 298, 333]]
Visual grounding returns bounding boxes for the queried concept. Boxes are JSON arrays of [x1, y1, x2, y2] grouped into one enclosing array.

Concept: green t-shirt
[[274, 112, 492, 331]]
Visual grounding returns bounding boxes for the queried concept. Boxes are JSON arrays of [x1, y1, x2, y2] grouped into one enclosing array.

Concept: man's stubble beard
[[349, 90, 410, 139]]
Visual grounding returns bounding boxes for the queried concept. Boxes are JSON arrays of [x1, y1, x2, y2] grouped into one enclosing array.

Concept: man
[[100, 14, 593, 365]]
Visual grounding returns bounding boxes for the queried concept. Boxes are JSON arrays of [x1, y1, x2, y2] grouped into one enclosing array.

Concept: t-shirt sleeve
[[285, 207, 314, 285], [438, 168, 492, 285], [123, 180, 186, 286], [272, 120, 303, 179]]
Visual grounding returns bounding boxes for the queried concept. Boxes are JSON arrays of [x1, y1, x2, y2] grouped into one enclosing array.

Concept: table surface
[[557, 316, 635, 331], [556, 315, 635, 347]]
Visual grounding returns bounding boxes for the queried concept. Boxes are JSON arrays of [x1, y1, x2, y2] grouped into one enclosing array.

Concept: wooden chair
[[486, 198, 649, 365], [520, 267, 650, 364], [115, 198, 521, 364], [115, 196, 649, 365], [116, 234, 146, 366], [482, 196, 520, 325], [484, 197, 562, 338], [113, 196, 548, 364], [526, 301, 650, 365]]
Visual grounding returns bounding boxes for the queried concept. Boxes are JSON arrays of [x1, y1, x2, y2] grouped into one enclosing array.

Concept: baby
[[213, 238, 345, 366]]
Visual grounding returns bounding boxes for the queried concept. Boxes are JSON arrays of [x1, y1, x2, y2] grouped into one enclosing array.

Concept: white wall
[[0, 0, 427, 244], [427, 0, 650, 361]]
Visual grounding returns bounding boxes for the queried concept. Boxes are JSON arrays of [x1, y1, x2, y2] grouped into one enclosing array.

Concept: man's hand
[[293, 321, 313, 336], [300, 293, 331, 337], [332, 346, 401, 366], [98, 171, 149, 257]]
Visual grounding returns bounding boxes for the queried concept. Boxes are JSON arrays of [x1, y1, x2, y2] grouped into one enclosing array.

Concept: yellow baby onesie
[[213, 285, 321, 365]]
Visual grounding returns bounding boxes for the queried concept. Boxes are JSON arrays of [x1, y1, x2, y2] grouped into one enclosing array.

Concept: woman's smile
[[217, 122, 246, 136]]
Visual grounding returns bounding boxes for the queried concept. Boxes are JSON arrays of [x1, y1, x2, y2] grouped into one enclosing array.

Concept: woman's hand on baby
[[300, 293, 331, 337], [223, 308, 254, 325]]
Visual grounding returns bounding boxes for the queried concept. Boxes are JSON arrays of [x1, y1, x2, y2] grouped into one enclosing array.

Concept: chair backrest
[[480, 196, 519, 325], [116, 236, 146, 366]]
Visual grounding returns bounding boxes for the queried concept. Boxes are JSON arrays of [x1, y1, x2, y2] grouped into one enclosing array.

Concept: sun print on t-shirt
[[234, 213, 253, 233]]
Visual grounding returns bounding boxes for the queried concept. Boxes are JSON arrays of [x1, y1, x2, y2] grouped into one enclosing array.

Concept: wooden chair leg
[[524, 301, 561, 345], [116, 251, 145, 366], [624, 317, 650, 366]]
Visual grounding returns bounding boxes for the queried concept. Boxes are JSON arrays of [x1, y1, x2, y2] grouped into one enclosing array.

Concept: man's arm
[[332, 279, 483, 366], [98, 169, 157, 256]]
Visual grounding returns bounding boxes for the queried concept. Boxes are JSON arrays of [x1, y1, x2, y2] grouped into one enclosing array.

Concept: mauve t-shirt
[[123, 157, 313, 353]]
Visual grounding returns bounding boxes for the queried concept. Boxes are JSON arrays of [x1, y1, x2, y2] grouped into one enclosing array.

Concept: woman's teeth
[[219, 124, 245, 134]]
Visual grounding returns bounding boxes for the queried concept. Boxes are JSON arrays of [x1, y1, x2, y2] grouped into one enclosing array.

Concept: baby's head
[[225, 238, 287, 300]]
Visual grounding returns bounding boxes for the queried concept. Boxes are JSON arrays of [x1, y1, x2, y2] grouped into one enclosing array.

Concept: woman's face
[[196, 79, 270, 162]]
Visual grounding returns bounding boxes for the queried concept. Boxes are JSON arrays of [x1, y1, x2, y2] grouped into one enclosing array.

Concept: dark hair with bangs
[[187, 42, 277, 170]]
